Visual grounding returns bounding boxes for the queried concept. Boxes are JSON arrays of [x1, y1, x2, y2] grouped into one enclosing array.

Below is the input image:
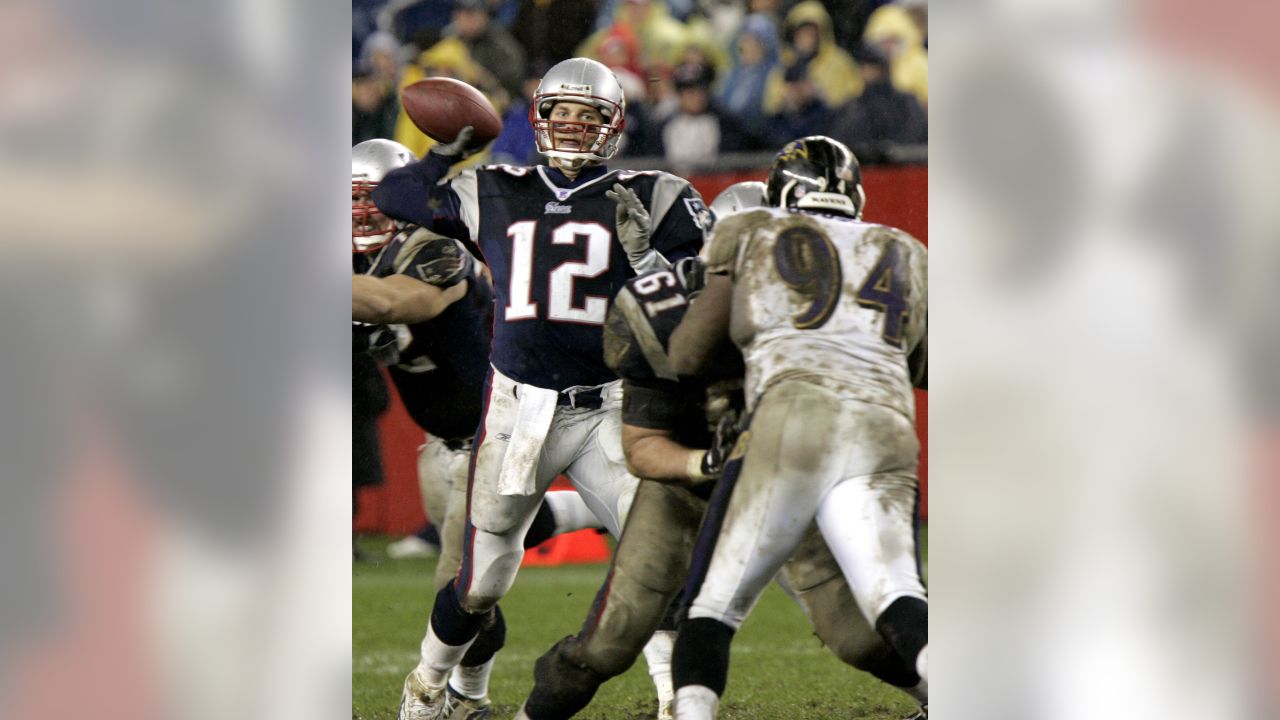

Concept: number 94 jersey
[[705, 207, 927, 418]]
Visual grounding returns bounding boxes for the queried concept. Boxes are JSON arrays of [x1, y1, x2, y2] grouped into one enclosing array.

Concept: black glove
[[674, 256, 707, 298], [701, 410, 742, 478]]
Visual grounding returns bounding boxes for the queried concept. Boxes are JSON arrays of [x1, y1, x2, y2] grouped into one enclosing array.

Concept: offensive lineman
[[370, 58, 708, 719], [352, 139, 602, 718], [514, 182, 926, 720], [667, 137, 929, 719]]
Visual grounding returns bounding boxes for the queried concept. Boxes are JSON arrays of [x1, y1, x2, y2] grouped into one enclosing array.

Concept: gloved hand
[[429, 126, 475, 165], [606, 183, 667, 272], [699, 410, 742, 479], [674, 256, 706, 298]]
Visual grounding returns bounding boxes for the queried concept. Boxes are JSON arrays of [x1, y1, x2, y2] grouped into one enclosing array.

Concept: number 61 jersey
[[705, 207, 927, 418]]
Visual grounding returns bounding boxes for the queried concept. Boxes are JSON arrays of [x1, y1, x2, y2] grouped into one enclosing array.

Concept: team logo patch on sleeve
[[684, 197, 712, 231]]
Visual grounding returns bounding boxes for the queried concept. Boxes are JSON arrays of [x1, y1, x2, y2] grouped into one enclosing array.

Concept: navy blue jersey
[[363, 226, 494, 441], [374, 158, 707, 390]]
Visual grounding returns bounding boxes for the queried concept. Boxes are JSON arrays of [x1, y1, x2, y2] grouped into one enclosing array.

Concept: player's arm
[[371, 156, 472, 243], [669, 273, 732, 377], [352, 274, 467, 325], [621, 425, 713, 485]]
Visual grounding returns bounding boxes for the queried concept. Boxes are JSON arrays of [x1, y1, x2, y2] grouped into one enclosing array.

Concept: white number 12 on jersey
[[505, 220, 613, 325]]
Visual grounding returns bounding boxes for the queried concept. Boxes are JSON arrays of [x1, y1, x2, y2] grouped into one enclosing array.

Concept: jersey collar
[[537, 164, 616, 200]]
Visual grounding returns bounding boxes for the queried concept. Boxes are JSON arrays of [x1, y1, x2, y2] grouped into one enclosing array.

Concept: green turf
[[354, 534, 924, 720]]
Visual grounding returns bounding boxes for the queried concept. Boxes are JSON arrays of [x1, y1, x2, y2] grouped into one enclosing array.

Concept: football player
[[513, 182, 927, 720], [667, 137, 929, 719], [371, 57, 708, 720], [352, 139, 602, 718]]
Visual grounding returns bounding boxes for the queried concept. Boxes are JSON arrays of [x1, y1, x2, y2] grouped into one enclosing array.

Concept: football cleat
[[902, 704, 928, 719], [438, 685, 491, 720], [396, 666, 447, 720]]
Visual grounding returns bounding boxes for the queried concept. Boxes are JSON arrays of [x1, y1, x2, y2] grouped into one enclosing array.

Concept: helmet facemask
[[530, 94, 626, 166], [350, 138, 415, 253], [351, 180, 396, 253], [529, 58, 627, 168]]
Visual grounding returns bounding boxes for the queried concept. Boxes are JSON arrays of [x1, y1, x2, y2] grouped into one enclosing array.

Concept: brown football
[[401, 77, 503, 150]]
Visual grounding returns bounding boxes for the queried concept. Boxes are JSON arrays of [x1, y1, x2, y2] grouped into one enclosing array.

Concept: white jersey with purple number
[[705, 207, 927, 418]]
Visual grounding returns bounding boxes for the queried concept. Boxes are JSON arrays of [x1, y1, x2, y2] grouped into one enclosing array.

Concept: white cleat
[[397, 666, 448, 720], [657, 699, 674, 720], [438, 685, 491, 720]]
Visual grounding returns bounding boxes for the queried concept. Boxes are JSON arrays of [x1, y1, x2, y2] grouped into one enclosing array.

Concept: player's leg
[[672, 384, 835, 720], [559, 387, 639, 537], [431, 438, 472, 591], [781, 526, 927, 707], [815, 401, 929, 685], [517, 480, 706, 720], [417, 434, 454, 535], [400, 370, 549, 718]]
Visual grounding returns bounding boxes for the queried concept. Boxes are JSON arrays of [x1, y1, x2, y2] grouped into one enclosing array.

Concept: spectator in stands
[[660, 62, 746, 172], [594, 24, 648, 102], [716, 12, 780, 149], [579, 0, 688, 72], [826, 45, 926, 152], [766, 61, 831, 147], [864, 2, 928, 108], [488, 74, 542, 165], [353, 61, 400, 144], [511, 0, 598, 74], [383, 0, 455, 48], [765, 0, 861, 115], [447, 0, 527, 98], [362, 31, 405, 86]]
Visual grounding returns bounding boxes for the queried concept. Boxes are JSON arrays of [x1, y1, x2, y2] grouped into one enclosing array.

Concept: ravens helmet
[[765, 136, 865, 219]]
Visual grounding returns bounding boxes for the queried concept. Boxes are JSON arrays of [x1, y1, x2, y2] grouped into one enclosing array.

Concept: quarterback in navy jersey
[[352, 139, 603, 719], [374, 58, 708, 720]]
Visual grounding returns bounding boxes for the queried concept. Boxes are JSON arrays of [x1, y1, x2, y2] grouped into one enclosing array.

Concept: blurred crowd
[[353, 0, 926, 168]]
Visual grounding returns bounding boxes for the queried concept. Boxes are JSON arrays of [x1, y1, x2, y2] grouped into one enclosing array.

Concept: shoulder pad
[[388, 227, 469, 287]]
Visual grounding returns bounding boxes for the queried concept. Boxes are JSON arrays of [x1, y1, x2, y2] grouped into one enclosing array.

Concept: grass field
[[354, 534, 926, 720]]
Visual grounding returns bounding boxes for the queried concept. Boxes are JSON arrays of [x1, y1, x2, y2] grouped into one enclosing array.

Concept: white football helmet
[[709, 181, 768, 220], [351, 139, 416, 253], [529, 57, 626, 165]]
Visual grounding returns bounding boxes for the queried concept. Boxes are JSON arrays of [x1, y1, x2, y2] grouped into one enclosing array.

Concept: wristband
[[686, 450, 711, 482]]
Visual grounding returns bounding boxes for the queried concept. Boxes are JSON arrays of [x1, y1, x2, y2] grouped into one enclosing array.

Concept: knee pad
[[460, 605, 506, 667], [875, 596, 928, 670], [672, 618, 735, 696], [431, 579, 485, 646], [523, 637, 609, 720]]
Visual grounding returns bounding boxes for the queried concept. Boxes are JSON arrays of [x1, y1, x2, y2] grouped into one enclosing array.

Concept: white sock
[[544, 490, 599, 535], [903, 678, 928, 705], [643, 631, 676, 714], [673, 685, 719, 720], [449, 658, 493, 700], [418, 622, 476, 687], [916, 644, 928, 683]]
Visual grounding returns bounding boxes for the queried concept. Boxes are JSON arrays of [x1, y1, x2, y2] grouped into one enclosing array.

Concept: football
[[401, 77, 503, 150]]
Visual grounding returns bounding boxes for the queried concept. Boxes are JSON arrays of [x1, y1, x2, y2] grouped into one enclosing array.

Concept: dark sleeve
[[370, 154, 468, 240], [376, 229, 470, 288], [649, 176, 709, 264], [621, 380, 696, 430]]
